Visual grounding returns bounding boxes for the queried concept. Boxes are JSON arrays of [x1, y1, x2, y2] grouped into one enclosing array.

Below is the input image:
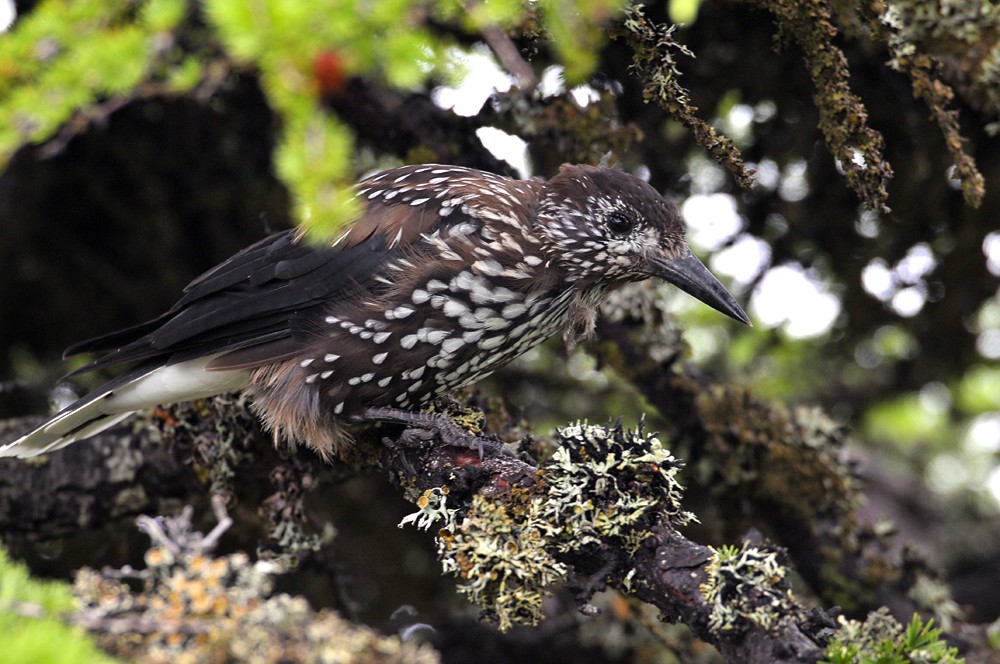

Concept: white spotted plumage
[[2, 162, 746, 462]]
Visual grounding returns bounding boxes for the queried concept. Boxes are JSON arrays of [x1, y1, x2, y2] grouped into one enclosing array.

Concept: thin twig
[[480, 25, 539, 93]]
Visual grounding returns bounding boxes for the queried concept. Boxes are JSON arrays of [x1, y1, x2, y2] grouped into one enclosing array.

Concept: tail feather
[[1, 385, 139, 458], [10, 411, 136, 458], [1, 357, 247, 459]]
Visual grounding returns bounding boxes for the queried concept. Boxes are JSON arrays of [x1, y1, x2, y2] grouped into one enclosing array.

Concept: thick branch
[[0, 415, 198, 540], [379, 418, 831, 663], [592, 288, 935, 620]]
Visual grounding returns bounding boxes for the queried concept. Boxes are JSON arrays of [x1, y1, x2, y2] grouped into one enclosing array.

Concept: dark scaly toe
[[358, 406, 509, 458]]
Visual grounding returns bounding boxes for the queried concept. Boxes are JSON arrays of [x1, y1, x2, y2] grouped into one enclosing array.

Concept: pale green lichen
[[164, 395, 328, 566], [400, 420, 692, 631], [699, 542, 797, 633], [907, 573, 962, 633], [403, 485, 567, 631], [867, 0, 988, 206], [821, 609, 964, 664], [543, 420, 695, 555], [745, 0, 893, 211], [614, 5, 756, 189], [399, 487, 458, 532]]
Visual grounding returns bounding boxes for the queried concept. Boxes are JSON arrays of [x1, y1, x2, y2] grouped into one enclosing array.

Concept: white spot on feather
[[502, 303, 527, 318], [442, 338, 465, 354], [479, 336, 505, 350], [443, 299, 468, 317], [462, 329, 484, 343], [392, 305, 415, 318], [390, 227, 404, 248]]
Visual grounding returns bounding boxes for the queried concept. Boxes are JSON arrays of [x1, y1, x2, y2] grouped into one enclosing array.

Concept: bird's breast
[[297, 268, 577, 415]]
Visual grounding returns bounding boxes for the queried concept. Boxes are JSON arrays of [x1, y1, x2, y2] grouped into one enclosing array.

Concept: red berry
[[313, 50, 346, 96]]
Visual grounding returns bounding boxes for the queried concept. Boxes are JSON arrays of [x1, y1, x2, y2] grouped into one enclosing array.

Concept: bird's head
[[536, 164, 750, 325]]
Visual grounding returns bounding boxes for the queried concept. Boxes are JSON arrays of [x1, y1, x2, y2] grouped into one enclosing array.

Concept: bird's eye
[[606, 212, 635, 236]]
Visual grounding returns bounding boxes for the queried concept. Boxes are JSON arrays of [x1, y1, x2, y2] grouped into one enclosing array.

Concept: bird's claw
[[360, 406, 506, 459]]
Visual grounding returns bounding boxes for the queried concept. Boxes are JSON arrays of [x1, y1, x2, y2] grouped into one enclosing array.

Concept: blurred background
[[1, 0, 999, 660]]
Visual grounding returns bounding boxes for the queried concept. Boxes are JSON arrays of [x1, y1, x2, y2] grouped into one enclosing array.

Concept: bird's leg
[[356, 406, 505, 458]]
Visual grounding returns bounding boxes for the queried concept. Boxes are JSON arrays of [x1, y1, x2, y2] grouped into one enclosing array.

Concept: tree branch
[[381, 415, 831, 662]]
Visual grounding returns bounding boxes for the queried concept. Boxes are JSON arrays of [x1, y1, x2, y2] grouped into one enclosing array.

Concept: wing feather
[[62, 164, 541, 378], [67, 229, 389, 375]]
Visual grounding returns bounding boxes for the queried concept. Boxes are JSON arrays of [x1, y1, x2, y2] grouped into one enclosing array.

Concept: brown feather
[[335, 165, 545, 251], [247, 360, 351, 459], [335, 202, 436, 250]]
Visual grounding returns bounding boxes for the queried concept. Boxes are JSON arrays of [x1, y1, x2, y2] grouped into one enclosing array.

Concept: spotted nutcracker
[[1, 164, 749, 459]]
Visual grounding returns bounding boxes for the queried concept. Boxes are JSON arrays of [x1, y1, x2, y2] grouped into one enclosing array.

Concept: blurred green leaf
[[0, 0, 186, 161], [864, 393, 949, 444], [142, 0, 187, 31], [669, 0, 702, 25], [955, 366, 1000, 414], [0, 546, 123, 664]]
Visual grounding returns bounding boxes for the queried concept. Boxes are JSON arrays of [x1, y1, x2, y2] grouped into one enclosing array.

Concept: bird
[[1, 163, 749, 460]]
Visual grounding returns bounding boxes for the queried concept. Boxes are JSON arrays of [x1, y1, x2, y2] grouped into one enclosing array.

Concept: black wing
[[66, 229, 390, 374], [63, 164, 538, 376]]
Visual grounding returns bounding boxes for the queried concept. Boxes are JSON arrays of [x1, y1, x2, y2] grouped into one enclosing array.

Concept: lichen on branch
[[862, 0, 988, 207], [743, 0, 894, 212], [615, 5, 757, 190], [400, 420, 693, 631]]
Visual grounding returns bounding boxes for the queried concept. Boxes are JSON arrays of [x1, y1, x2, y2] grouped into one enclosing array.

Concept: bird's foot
[[357, 406, 506, 458]]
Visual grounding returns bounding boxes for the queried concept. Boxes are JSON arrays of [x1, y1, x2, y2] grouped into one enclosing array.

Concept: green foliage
[[0, 546, 121, 664], [822, 610, 963, 664], [669, 0, 703, 25], [2, 0, 627, 241], [202, 0, 447, 238], [865, 364, 1000, 446], [0, 0, 185, 161], [954, 366, 1000, 414], [718, 325, 842, 401], [864, 392, 950, 445], [536, 0, 626, 83], [0, 546, 75, 613]]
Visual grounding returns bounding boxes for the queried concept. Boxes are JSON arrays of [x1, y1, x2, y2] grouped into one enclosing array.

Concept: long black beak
[[647, 248, 751, 325]]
